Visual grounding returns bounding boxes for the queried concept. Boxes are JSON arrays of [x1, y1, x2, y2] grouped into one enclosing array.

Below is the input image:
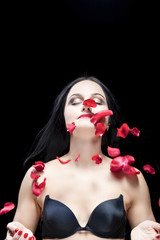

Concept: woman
[[5, 76, 160, 240]]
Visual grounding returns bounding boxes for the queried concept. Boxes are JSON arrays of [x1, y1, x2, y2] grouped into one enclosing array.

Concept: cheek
[[64, 107, 76, 124]]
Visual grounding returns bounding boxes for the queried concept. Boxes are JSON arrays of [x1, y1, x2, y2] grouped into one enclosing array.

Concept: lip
[[78, 114, 93, 119]]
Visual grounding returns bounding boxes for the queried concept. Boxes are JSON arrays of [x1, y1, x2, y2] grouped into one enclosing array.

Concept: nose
[[82, 105, 92, 112]]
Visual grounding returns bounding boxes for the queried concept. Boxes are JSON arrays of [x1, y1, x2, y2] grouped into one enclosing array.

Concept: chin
[[73, 121, 96, 138]]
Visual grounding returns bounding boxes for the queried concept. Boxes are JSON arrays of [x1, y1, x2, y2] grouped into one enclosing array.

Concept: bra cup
[[42, 196, 80, 238], [87, 195, 126, 237], [41, 195, 126, 239]]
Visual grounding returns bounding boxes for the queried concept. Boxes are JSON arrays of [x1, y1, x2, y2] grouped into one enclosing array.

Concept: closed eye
[[93, 97, 105, 105], [69, 97, 82, 105]]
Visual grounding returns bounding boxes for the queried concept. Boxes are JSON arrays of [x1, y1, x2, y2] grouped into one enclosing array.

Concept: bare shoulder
[[39, 158, 67, 181], [20, 166, 35, 190], [126, 167, 155, 227], [121, 166, 152, 213], [127, 168, 149, 193], [44, 158, 63, 173]]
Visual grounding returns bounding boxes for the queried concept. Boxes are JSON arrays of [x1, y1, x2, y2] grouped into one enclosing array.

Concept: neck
[[67, 134, 103, 168]]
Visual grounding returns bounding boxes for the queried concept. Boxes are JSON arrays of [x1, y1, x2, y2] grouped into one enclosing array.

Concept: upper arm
[[13, 167, 41, 233], [127, 170, 155, 229]]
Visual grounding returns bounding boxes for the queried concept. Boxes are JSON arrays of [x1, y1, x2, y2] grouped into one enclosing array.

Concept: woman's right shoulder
[[25, 158, 58, 176], [21, 158, 60, 189]]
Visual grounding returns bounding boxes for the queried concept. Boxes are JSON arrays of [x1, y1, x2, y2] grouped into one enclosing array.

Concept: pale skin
[[6, 80, 160, 240]]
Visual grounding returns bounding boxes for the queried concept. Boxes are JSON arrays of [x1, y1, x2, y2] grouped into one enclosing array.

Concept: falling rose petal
[[67, 122, 76, 134], [32, 178, 46, 197], [107, 146, 120, 158], [32, 161, 45, 172], [56, 156, 71, 164], [0, 202, 15, 215], [30, 171, 40, 180], [95, 123, 106, 136], [75, 154, 80, 162], [83, 99, 97, 108], [143, 164, 155, 174], [117, 123, 140, 138], [92, 154, 103, 164], [129, 127, 140, 137], [90, 110, 113, 125], [117, 123, 130, 138]]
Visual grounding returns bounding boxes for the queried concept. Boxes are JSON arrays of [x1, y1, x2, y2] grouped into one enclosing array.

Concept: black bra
[[41, 194, 126, 239]]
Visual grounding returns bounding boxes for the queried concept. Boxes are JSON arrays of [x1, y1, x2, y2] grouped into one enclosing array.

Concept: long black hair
[[24, 76, 122, 170]]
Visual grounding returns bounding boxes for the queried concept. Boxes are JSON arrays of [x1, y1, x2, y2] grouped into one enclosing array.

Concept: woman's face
[[64, 80, 110, 135]]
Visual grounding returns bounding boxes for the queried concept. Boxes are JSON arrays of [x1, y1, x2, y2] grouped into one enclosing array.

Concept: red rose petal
[[32, 161, 45, 172], [110, 155, 139, 175], [67, 122, 76, 134], [75, 154, 80, 162], [0, 202, 15, 215], [143, 164, 155, 174], [117, 123, 140, 138], [110, 156, 124, 172], [117, 123, 130, 138], [32, 182, 42, 197], [125, 155, 135, 165], [92, 154, 103, 164], [32, 178, 46, 197], [83, 99, 97, 108], [122, 165, 140, 175], [129, 127, 140, 137], [90, 110, 113, 125], [95, 123, 106, 136], [56, 156, 71, 164], [30, 171, 40, 180], [107, 146, 120, 157]]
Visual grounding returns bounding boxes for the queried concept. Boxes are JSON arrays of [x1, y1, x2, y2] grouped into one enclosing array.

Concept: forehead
[[67, 80, 105, 98]]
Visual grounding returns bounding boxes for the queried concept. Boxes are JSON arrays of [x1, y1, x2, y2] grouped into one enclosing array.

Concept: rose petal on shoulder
[[110, 156, 124, 172], [107, 146, 120, 157], [32, 161, 45, 171], [0, 202, 15, 215], [32, 182, 42, 197], [32, 178, 46, 197], [30, 171, 40, 180], [122, 165, 140, 175], [125, 155, 135, 165]]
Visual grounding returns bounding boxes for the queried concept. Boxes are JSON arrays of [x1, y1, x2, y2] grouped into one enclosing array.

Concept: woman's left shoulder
[[125, 167, 151, 201]]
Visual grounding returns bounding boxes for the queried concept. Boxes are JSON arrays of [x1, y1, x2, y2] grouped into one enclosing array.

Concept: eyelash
[[69, 98, 82, 105], [69, 98, 104, 106], [93, 98, 104, 105]]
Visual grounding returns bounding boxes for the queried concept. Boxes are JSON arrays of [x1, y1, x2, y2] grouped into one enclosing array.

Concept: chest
[[41, 172, 125, 228], [39, 167, 128, 220]]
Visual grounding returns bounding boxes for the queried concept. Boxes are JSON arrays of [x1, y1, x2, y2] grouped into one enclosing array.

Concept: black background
[[1, 1, 159, 239]]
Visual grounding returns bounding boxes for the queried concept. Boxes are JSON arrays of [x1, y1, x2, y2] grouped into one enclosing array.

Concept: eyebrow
[[92, 93, 105, 99], [69, 93, 105, 99]]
